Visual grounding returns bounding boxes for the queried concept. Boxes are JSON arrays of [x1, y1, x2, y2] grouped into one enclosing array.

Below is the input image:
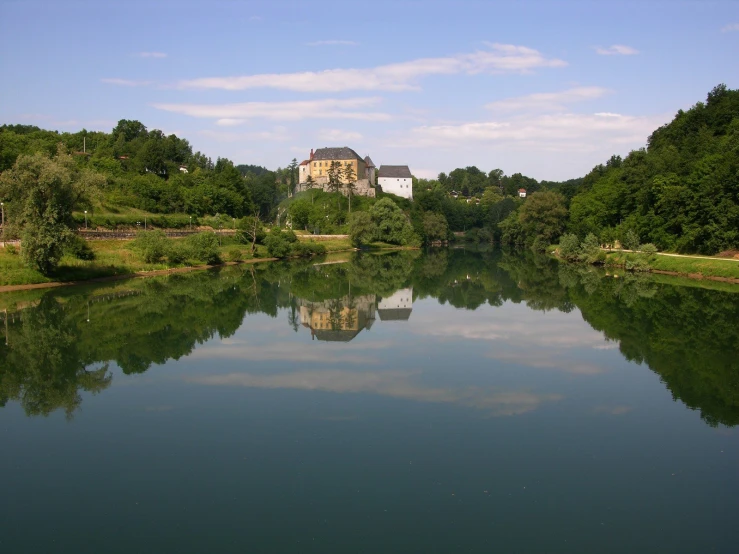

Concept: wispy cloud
[[151, 97, 391, 122], [392, 111, 665, 153], [136, 51, 167, 58], [307, 40, 358, 46], [486, 86, 610, 112], [101, 77, 152, 87], [199, 128, 292, 143], [721, 23, 739, 32], [249, 15, 263, 22], [595, 44, 639, 56], [175, 43, 566, 92]]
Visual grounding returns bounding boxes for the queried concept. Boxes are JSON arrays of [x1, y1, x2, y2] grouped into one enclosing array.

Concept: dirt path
[[615, 249, 739, 262], [0, 258, 278, 294]]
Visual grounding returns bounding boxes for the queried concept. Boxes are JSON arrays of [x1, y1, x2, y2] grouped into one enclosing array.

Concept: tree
[[370, 197, 418, 245], [236, 211, 264, 254], [518, 191, 568, 245], [343, 162, 357, 213], [288, 158, 298, 197], [327, 161, 342, 208], [0, 146, 104, 274], [348, 211, 376, 248], [422, 212, 449, 243]]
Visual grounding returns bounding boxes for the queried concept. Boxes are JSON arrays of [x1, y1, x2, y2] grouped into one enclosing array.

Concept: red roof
[[299, 159, 310, 166], [518, 188, 526, 192]]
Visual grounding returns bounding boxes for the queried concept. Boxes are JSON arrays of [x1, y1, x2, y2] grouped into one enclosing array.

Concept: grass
[[605, 251, 739, 279]]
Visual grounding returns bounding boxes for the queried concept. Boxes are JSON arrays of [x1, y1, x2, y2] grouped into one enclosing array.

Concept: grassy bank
[[604, 251, 739, 280]]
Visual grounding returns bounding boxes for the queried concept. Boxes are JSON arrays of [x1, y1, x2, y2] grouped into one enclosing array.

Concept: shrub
[[132, 230, 169, 263], [265, 230, 293, 258], [623, 229, 641, 251], [65, 235, 96, 261], [167, 242, 189, 264], [5, 244, 18, 255], [579, 233, 601, 263], [558, 233, 580, 261], [292, 241, 327, 257], [640, 243, 658, 256], [187, 232, 221, 264], [228, 248, 243, 262], [626, 256, 651, 272], [348, 212, 376, 248]]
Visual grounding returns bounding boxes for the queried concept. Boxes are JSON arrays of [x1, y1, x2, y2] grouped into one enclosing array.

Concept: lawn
[[604, 251, 739, 280]]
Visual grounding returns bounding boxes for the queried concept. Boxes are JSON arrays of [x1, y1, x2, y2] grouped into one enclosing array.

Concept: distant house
[[518, 188, 527, 198], [179, 165, 188, 173], [378, 165, 413, 200]]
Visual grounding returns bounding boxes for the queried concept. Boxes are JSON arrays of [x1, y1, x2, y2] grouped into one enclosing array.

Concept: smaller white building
[[378, 165, 413, 200], [518, 188, 527, 198]]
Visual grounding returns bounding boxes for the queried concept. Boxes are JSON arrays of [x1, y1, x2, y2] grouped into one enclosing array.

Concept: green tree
[[518, 191, 568, 245], [0, 146, 104, 274], [370, 198, 418, 245], [343, 162, 357, 213], [348, 211, 376, 248], [422, 212, 449, 243]]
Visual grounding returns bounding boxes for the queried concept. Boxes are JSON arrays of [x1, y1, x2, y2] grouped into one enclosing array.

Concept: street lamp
[[84, 210, 88, 229], [189, 215, 192, 231], [1, 202, 4, 246]]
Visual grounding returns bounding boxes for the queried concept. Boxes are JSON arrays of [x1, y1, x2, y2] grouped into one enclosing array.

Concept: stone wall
[[295, 178, 375, 198]]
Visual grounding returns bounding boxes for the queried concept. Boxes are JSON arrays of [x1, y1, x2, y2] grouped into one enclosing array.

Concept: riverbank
[[550, 246, 739, 285], [0, 235, 415, 290]]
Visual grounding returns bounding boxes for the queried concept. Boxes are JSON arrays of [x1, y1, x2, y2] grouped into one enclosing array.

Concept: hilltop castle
[[297, 147, 376, 197]]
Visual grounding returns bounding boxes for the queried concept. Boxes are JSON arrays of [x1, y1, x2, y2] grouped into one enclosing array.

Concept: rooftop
[[378, 165, 412, 179], [313, 147, 364, 162]]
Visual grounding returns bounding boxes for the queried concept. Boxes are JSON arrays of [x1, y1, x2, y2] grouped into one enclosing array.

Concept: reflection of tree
[[0, 296, 112, 418]]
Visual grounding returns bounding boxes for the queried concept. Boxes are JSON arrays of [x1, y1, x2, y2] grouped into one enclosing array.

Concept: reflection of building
[[378, 287, 413, 321], [297, 294, 376, 342]]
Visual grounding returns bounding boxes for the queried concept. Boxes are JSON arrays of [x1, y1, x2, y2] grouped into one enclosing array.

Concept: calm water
[[1, 249, 738, 553]]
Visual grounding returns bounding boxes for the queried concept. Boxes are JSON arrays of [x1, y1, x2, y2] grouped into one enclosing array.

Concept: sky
[[1, 0, 738, 181]]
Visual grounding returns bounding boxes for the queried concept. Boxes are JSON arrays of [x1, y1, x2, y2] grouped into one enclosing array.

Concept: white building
[[518, 188, 527, 198], [378, 165, 413, 200], [378, 287, 413, 321]]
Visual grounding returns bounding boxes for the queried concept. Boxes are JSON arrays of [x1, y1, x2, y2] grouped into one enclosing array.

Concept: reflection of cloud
[[187, 369, 561, 416], [144, 405, 173, 412], [594, 405, 633, 415], [486, 351, 604, 375], [189, 342, 379, 365], [409, 305, 613, 374]]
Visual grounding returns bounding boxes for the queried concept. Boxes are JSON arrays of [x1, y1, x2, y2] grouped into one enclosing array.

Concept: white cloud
[[595, 44, 639, 56], [136, 51, 167, 58], [486, 86, 610, 112], [721, 23, 739, 32], [307, 40, 358, 46], [175, 43, 566, 92], [392, 111, 665, 153], [316, 128, 364, 142], [151, 97, 391, 122], [101, 77, 152, 87]]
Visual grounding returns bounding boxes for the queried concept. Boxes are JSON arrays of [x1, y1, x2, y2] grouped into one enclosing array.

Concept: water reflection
[[1, 249, 738, 426]]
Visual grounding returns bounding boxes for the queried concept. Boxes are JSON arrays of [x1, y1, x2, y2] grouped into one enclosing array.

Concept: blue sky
[[1, 0, 737, 180]]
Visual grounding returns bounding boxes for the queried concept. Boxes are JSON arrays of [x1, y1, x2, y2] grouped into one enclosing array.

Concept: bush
[[228, 248, 243, 262], [132, 230, 169, 263], [623, 229, 641, 251], [167, 242, 189, 264], [348, 212, 376, 248], [640, 243, 658, 256], [5, 244, 18, 255], [292, 241, 327, 257], [265, 230, 293, 258], [579, 233, 601, 263], [626, 256, 651, 272], [65, 235, 96, 261], [187, 232, 221, 264], [558, 233, 580, 261]]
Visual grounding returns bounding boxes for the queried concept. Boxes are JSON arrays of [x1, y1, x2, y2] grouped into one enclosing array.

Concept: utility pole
[[1, 202, 4, 247]]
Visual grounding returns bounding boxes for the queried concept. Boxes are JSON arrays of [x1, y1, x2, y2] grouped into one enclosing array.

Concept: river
[[1, 248, 737, 553]]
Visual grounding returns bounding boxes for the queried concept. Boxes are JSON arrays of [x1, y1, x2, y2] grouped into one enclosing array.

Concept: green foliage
[[558, 233, 581, 261], [291, 241, 327, 257], [265, 229, 293, 258], [623, 229, 641, 251], [640, 243, 658, 256], [370, 198, 418, 246], [167, 242, 189, 264], [132, 230, 169, 263], [349, 211, 376, 248], [228, 248, 243, 262], [0, 147, 104, 274], [579, 233, 602, 263], [422, 212, 449, 243], [5, 244, 18, 255], [187, 232, 221, 264], [518, 191, 568, 245], [65, 235, 95, 261]]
